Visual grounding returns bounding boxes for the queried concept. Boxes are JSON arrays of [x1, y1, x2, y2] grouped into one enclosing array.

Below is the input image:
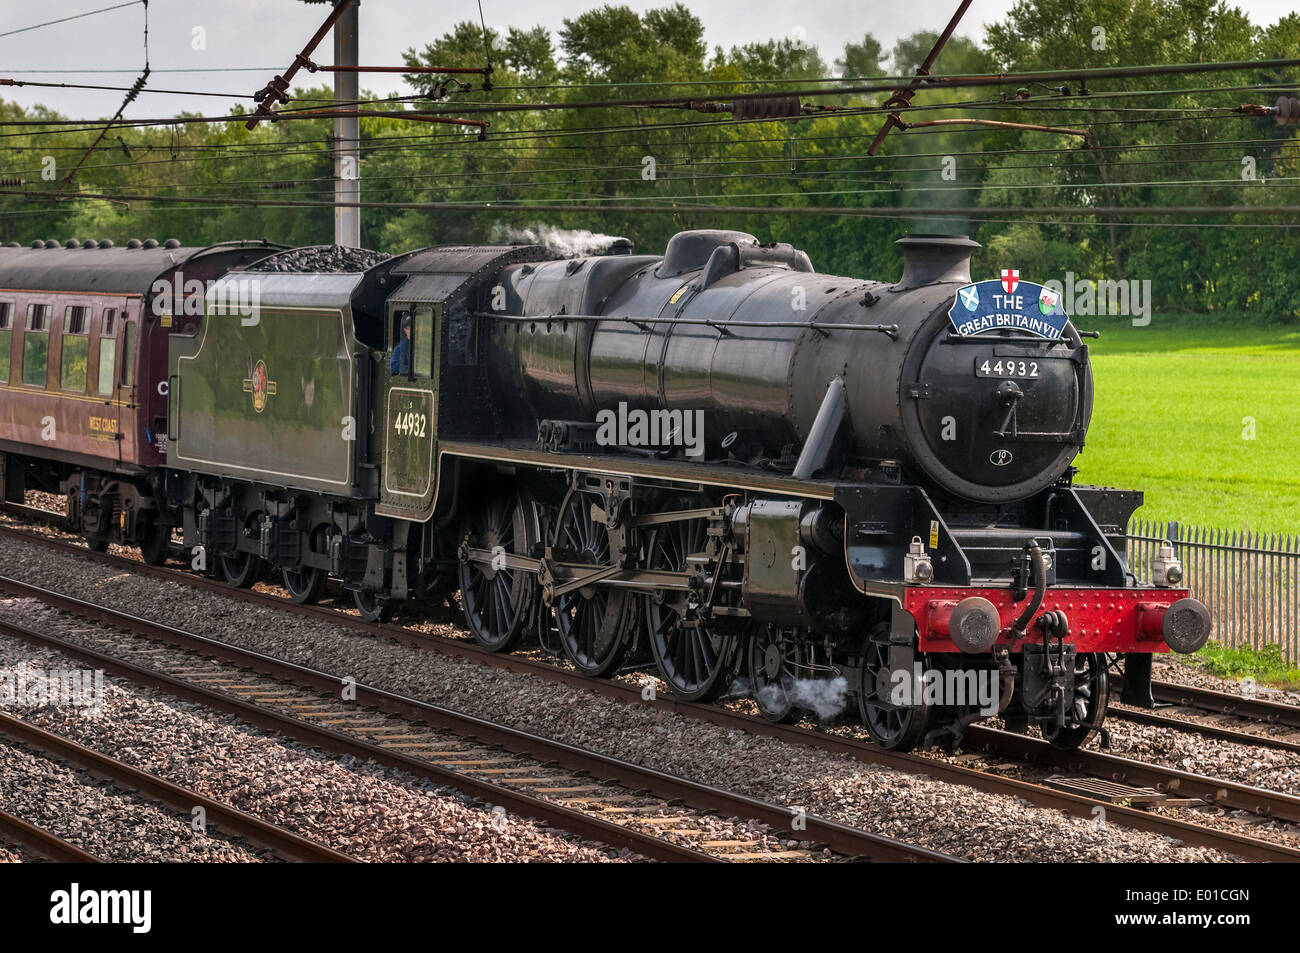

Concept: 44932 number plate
[[975, 356, 1040, 379]]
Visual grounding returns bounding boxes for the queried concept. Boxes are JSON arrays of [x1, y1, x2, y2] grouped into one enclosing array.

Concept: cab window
[[413, 304, 434, 377], [61, 305, 90, 392], [0, 302, 12, 384], [22, 303, 50, 387]]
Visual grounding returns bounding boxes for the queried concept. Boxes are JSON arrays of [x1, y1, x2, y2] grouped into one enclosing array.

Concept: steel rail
[[0, 806, 101, 863], [0, 573, 953, 863], [0, 709, 354, 862], [0, 520, 1295, 860], [963, 725, 1300, 823], [1113, 675, 1300, 731], [1, 502, 68, 527], [1108, 704, 1300, 755]]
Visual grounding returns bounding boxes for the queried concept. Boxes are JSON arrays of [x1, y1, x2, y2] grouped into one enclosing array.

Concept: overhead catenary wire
[[0, 78, 260, 99], [7, 0, 1300, 263], [5, 72, 1296, 153], [6, 186, 1300, 219], [4, 112, 1293, 183], [0, 96, 1268, 146], [6, 201, 1299, 229], [270, 55, 1300, 118], [53, 0, 151, 195], [6, 53, 1300, 135], [5, 28, 1299, 233], [47, 168, 1300, 204], [4, 123, 1295, 198], [0, 1, 142, 40], [7, 129, 1296, 186]]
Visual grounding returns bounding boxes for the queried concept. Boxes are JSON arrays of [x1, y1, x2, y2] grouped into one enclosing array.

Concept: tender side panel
[[170, 303, 358, 494]]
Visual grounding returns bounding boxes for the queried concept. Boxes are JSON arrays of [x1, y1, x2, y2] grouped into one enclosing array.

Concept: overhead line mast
[[256, 0, 493, 247], [332, 0, 360, 248], [868, 0, 973, 156]]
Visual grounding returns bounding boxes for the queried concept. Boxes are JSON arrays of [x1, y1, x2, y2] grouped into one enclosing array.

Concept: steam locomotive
[[0, 229, 1210, 751]]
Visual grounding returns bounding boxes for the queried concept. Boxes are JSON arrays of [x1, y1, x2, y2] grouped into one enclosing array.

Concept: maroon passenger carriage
[[0, 238, 278, 557]]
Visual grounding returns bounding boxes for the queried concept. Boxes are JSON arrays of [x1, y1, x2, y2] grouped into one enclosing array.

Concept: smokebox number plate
[[975, 356, 1040, 379]]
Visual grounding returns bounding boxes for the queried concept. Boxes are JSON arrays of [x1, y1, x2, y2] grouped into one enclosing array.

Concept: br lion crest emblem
[[242, 360, 277, 414]]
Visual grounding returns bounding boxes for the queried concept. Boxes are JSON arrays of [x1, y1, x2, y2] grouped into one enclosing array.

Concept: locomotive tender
[[0, 229, 1211, 751]]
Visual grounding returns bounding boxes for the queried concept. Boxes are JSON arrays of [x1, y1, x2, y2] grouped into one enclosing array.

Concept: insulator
[[122, 68, 150, 106], [732, 95, 802, 121], [1276, 95, 1300, 125]]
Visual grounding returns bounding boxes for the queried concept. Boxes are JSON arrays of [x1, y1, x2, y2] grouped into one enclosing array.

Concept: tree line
[[3, 0, 1299, 319]]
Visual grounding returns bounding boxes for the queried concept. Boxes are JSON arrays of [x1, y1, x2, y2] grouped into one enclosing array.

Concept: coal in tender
[[253, 245, 392, 274]]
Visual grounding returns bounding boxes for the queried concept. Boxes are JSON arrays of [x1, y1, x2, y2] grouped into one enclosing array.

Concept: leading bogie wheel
[[220, 550, 262, 589], [138, 514, 170, 566], [353, 588, 397, 623], [1045, 651, 1109, 750], [858, 624, 933, 752], [747, 624, 804, 723]]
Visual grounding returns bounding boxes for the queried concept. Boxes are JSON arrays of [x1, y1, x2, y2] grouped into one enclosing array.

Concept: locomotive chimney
[[894, 234, 980, 289]]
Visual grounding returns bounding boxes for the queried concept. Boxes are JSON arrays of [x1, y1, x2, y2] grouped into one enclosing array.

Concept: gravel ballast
[[0, 734, 264, 862], [0, 619, 627, 863]]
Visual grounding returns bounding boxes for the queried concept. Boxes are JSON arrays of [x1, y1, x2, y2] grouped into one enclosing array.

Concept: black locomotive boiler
[[0, 229, 1210, 751]]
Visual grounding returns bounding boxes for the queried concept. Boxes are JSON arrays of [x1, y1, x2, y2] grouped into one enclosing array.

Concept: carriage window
[[65, 305, 88, 334], [413, 304, 434, 377], [98, 309, 117, 396], [22, 303, 50, 386], [0, 302, 11, 384], [26, 303, 49, 331], [61, 306, 90, 392]]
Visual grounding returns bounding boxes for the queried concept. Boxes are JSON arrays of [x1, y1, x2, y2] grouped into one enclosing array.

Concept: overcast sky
[[2, 1, 1298, 119]]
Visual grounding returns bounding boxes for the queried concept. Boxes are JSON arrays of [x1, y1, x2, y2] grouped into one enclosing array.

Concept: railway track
[[1108, 701, 1300, 755], [0, 708, 353, 863], [1, 513, 1297, 861], [0, 572, 953, 864], [961, 724, 1300, 823]]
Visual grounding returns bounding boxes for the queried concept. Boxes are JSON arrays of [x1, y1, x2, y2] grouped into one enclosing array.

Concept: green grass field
[[1072, 316, 1300, 535], [1192, 640, 1300, 691]]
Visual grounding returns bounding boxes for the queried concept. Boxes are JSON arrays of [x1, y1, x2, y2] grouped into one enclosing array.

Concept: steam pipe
[[1010, 543, 1046, 638]]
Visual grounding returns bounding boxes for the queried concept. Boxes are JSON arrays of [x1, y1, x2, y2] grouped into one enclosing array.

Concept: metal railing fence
[[1126, 519, 1299, 662]]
